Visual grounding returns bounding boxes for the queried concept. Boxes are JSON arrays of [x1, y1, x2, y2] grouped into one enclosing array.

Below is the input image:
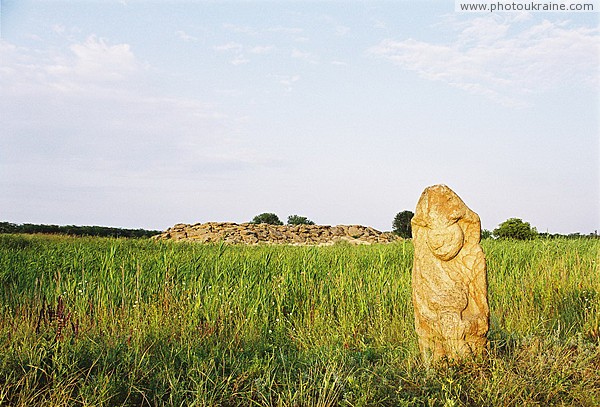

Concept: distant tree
[[493, 218, 538, 240], [251, 213, 283, 225], [481, 229, 493, 239], [0, 222, 18, 234], [392, 210, 414, 238], [287, 215, 315, 225]]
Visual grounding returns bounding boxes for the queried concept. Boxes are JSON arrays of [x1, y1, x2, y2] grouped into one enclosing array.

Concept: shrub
[[287, 215, 315, 225], [251, 213, 283, 225], [493, 218, 538, 240]]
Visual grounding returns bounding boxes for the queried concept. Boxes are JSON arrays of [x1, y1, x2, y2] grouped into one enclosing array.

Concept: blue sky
[[1, 1, 599, 234]]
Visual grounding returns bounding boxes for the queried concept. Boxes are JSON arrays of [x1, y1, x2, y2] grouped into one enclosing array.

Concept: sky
[[1, 0, 599, 234]]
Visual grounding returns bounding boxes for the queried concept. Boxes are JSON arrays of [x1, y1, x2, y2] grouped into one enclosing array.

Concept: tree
[[251, 213, 283, 225], [493, 218, 537, 240], [0, 222, 18, 234], [392, 210, 414, 238], [287, 215, 315, 225], [481, 229, 493, 239]]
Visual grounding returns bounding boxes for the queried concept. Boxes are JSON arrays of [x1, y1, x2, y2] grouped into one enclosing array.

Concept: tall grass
[[0, 234, 598, 406]]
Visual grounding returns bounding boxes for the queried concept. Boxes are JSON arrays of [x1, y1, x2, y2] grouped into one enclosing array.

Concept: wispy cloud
[[223, 23, 258, 36], [213, 42, 243, 52], [370, 15, 600, 107], [372, 19, 387, 30], [334, 24, 350, 37], [291, 48, 318, 64], [249, 45, 275, 54], [176, 30, 199, 42], [215, 23, 307, 63], [276, 74, 301, 91], [318, 14, 351, 38], [69, 35, 138, 81], [0, 36, 274, 186], [213, 42, 274, 65], [213, 42, 249, 65], [52, 24, 67, 34], [231, 54, 249, 65], [266, 26, 304, 35]]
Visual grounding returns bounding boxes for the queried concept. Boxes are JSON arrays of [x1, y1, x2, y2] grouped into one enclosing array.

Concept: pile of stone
[[152, 222, 399, 245]]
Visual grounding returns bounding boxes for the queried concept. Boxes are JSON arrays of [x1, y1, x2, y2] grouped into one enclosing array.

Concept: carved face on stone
[[413, 185, 467, 261], [426, 223, 464, 261]]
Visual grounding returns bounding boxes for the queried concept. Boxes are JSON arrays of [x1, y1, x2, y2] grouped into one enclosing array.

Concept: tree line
[[251, 211, 598, 240], [391, 212, 598, 240], [0, 222, 161, 238], [3, 215, 596, 241]]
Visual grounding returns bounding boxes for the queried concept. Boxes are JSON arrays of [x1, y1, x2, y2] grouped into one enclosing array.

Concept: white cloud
[[291, 48, 318, 64], [267, 25, 307, 42], [319, 14, 350, 37], [373, 19, 387, 30], [68, 35, 137, 81], [214, 42, 274, 64], [0, 36, 275, 192], [12, 35, 139, 87], [334, 24, 350, 37], [176, 30, 199, 42], [223, 23, 258, 36], [370, 16, 600, 106], [52, 24, 66, 34], [267, 26, 304, 35], [213, 42, 248, 64], [231, 54, 249, 65], [277, 74, 301, 91], [249, 45, 275, 54], [457, 16, 510, 44], [213, 42, 243, 51]]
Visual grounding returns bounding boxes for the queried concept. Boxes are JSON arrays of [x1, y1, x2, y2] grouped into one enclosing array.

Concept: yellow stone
[[411, 185, 489, 363]]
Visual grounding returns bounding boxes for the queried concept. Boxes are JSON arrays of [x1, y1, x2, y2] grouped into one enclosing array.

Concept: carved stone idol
[[411, 185, 489, 362]]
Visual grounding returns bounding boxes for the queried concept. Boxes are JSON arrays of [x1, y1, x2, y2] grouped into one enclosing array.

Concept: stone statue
[[411, 184, 489, 362]]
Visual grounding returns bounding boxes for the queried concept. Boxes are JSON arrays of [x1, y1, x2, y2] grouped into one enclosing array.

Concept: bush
[[287, 215, 315, 225], [493, 218, 538, 240], [251, 213, 283, 225]]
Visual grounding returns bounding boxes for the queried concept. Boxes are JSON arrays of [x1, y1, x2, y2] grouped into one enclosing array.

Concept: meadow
[[0, 234, 598, 406]]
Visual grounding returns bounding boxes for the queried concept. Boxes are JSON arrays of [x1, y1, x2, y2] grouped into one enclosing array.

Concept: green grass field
[[0, 234, 598, 406]]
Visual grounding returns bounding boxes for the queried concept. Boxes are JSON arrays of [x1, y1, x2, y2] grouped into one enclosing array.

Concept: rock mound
[[152, 222, 399, 245]]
